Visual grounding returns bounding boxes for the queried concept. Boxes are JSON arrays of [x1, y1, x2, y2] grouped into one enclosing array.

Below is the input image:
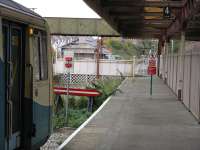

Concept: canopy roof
[[84, 0, 200, 40]]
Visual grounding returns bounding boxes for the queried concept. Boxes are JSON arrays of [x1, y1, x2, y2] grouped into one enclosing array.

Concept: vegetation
[[68, 108, 91, 128], [103, 38, 158, 59], [104, 38, 137, 59], [52, 78, 123, 129], [87, 78, 122, 111]]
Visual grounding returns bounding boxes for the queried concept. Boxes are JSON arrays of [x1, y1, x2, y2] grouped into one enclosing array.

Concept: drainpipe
[[178, 31, 185, 101]]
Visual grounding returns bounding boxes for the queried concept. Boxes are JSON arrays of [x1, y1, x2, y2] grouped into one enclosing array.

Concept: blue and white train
[[0, 0, 53, 149]]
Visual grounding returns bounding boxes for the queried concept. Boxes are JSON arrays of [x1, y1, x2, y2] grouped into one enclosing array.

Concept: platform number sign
[[164, 6, 171, 18]]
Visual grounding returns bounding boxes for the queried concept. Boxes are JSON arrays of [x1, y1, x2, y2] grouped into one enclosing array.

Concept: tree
[[103, 38, 158, 58]]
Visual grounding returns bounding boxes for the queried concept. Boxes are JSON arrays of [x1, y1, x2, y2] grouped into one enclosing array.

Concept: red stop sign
[[148, 66, 156, 75], [65, 63, 72, 68], [148, 58, 156, 75]]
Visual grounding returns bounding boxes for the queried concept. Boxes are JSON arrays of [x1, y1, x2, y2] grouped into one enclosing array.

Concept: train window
[[40, 34, 48, 80], [34, 31, 48, 81], [34, 36, 40, 80]]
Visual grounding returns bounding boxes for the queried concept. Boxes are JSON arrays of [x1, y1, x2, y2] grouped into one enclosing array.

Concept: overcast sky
[[14, 0, 100, 18]]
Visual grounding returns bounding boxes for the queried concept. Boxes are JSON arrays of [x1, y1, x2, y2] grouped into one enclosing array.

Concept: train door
[[3, 22, 24, 150]]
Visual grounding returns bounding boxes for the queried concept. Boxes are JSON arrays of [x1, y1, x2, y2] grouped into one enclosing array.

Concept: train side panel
[[29, 27, 52, 149]]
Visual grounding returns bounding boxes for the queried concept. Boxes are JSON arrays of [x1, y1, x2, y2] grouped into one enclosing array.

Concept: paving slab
[[63, 77, 200, 150]]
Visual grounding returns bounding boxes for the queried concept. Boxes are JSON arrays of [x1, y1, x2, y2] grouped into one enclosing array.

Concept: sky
[[13, 0, 100, 18]]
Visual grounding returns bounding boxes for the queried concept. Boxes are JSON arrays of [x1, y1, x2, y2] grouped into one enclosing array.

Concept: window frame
[[34, 30, 48, 81]]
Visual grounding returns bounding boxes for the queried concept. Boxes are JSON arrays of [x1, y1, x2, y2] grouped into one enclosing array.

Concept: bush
[[52, 109, 66, 129], [87, 79, 123, 110], [68, 108, 92, 128], [68, 96, 88, 109]]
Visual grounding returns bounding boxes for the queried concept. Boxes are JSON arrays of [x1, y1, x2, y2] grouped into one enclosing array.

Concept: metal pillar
[[87, 97, 94, 112], [150, 75, 153, 95], [65, 72, 70, 125], [96, 37, 101, 79], [157, 55, 160, 77]]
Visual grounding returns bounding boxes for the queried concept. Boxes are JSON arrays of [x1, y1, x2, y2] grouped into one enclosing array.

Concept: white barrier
[[54, 59, 135, 77]]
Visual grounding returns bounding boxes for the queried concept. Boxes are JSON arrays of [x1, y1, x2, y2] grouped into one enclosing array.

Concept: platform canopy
[[84, 0, 200, 40]]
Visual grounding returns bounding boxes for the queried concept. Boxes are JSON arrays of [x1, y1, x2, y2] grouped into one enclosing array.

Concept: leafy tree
[[103, 38, 158, 58], [103, 38, 137, 59]]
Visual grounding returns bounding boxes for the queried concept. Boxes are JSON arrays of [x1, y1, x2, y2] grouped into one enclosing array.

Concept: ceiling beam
[[110, 12, 164, 17], [119, 24, 168, 29], [101, 0, 185, 8], [109, 10, 143, 16], [118, 19, 172, 25]]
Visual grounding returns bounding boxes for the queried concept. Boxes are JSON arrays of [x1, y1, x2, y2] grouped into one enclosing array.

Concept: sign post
[[64, 56, 73, 124], [150, 75, 153, 95], [147, 56, 156, 95]]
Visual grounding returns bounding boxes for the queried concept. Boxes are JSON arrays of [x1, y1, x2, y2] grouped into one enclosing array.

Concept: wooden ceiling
[[84, 0, 185, 39]]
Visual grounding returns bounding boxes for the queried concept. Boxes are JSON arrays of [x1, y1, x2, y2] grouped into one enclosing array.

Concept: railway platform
[[61, 77, 200, 150]]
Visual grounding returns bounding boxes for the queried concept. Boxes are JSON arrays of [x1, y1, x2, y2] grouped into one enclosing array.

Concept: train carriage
[[0, 0, 52, 149]]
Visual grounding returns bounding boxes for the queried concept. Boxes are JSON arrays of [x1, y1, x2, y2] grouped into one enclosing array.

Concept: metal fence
[[53, 74, 124, 88]]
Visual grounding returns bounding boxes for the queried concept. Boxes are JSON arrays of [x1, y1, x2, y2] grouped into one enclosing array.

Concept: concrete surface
[[63, 77, 200, 150], [45, 17, 119, 36]]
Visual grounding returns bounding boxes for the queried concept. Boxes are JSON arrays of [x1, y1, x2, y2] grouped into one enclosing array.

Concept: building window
[[34, 31, 48, 80]]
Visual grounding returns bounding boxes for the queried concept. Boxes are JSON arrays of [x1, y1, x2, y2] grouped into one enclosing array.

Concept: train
[[0, 0, 53, 149]]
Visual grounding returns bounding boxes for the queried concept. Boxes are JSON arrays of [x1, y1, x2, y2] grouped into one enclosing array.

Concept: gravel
[[40, 127, 75, 150]]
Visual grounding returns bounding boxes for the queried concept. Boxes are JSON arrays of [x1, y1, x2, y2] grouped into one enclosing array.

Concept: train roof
[[0, 0, 43, 19]]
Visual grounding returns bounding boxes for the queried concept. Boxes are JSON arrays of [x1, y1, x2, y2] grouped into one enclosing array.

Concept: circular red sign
[[65, 63, 72, 68]]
